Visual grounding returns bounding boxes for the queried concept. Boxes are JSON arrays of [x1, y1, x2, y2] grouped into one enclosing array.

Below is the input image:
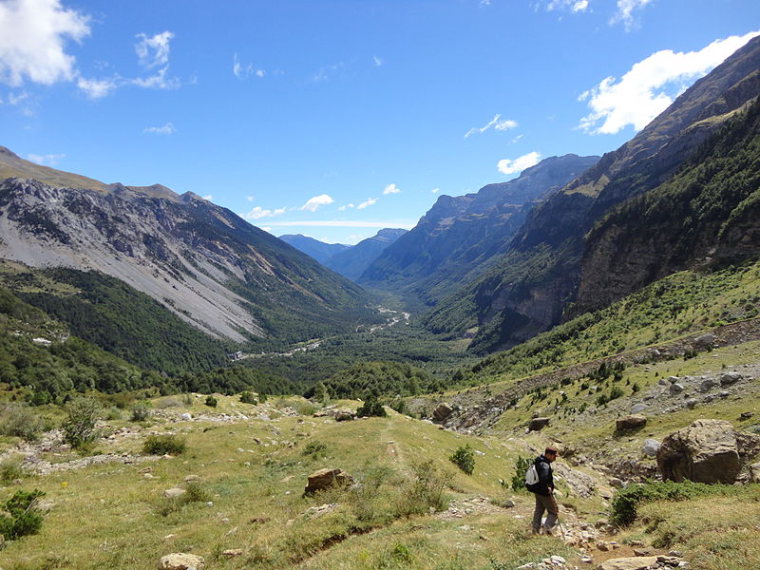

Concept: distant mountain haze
[[278, 234, 350, 265]]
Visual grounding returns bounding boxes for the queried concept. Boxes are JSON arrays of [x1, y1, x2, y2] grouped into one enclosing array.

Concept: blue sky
[[1, 0, 758, 244]]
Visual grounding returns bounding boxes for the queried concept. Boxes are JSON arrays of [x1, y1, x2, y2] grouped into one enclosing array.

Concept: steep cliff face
[[430, 35, 760, 354], [0, 176, 377, 343], [360, 154, 599, 307], [575, 97, 760, 314]]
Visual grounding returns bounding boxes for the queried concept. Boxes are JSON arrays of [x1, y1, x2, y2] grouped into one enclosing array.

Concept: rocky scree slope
[[427, 35, 760, 354], [360, 154, 599, 308], [0, 174, 378, 343]]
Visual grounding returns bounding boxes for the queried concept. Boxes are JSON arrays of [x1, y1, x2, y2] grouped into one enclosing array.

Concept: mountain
[[325, 228, 408, 281], [426, 35, 760, 354], [359, 154, 599, 307], [279, 234, 350, 265], [0, 153, 382, 347]]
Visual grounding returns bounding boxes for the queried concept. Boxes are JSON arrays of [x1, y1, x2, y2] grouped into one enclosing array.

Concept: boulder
[[749, 462, 760, 483], [657, 419, 740, 483], [668, 383, 684, 395], [528, 417, 551, 431], [719, 372, 742, 386], [615, 415, 647, 431], [698, 378, 717, 393], [630, 404, 648, 414], [157, 553, 205, 570], [642, 439, 660, 457], [163, 488, 186, 499], [433, 403, 453, 422], [598, 557, 658, 570], [304, 468, 353, 495]]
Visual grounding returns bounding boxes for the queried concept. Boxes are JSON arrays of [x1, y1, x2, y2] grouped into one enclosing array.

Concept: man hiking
[[527, 446, 559, 535]]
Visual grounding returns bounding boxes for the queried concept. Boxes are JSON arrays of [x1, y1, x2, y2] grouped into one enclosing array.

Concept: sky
[[1, 1, 759, 244]]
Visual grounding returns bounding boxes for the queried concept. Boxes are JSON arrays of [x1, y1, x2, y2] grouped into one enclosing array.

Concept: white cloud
[[431, 188, 440, 194], [301, 194, 334, 212], [497, 151, 542, 175], [312, 62, 345, 82], [202, 194, 213, 201], [546, 0, 590, 13], [143, 122, 176, 135], [77, 76, 118, 99], [610, 0, 653, 31], [233, 53, 265, 79], [0, 0, 90, 87], [383, 184, 401, 195], [464, 114, 518, 138], [246, 195, 255, 202], [373, 56, 384, 67], [242, 206, 287, 220], [27, 152, 65, 166], [357, 197, 378, 210], [135, 31, 173, 69], [338, 203, 355, 211], [579, 31, 760, 135]]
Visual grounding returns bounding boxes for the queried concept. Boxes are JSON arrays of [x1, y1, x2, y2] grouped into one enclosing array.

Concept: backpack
[[525, 463, 539, 488]]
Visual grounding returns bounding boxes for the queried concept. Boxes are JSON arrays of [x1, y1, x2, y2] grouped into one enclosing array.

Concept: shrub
[[0, 489, 45, 540], [239, 391, 257, 405], [397, 460, 449, 516], [511, 456, 534, 492], [62, 397, 101, 451], [301, 441, 328, 459], [610, 480, 741, 526], [143, 434, 186, 456], [0, 404, 46, 441], [450, 445, 475, 475], [0, 455, 25, 484], [205, 395, 218, 408], [357, 397, 387, 418], [159, 481, 210, 517], [130, 404, 151, 422]]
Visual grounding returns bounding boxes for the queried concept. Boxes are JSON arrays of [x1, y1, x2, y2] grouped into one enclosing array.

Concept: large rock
[[433, 403, 453, 422], [615, 415, 647, 431], [304, 468, 353, 495], [528, 417, 551, 431], [598, 557, 658, 570], [657, 419, 741, 483], [158, 553, 205, 570]]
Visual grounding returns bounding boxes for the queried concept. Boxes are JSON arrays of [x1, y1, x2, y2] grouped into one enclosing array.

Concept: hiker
[[528, 446, 559, 535]]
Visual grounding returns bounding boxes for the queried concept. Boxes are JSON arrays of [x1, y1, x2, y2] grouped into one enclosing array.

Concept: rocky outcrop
[[615, 415, 647, 431], [157, 553, 204, 570], [303, 468, 353, 495], [656, 419, 759, 483], [433, 403, 454, 423]]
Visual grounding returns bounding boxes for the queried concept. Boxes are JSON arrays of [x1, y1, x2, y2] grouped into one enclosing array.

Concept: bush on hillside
[[239, 391, 257, 404], [450, 445, 475, 475], [511, 456, 534, 492], [129, 403, 151, 422], [0, 403, 47, 441], [397, 460, 450, 516], [0, 489, 45, 540], [143, 434, 186, 456], [610, 480, 742, 526], [204, 395, 218, 408], [62, 397, 101, 451], [357, 396, 387, 418]]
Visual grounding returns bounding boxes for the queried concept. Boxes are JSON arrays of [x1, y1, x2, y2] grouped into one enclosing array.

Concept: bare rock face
[[158, 553, 205, 570], [657, 419, 741, 483], [615, 415, 647, 431], [304, 468, 353, 495]]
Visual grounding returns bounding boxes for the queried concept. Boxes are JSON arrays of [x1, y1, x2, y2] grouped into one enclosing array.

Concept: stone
[[333, 410, 355, 422], [630, 404, 648, 414], [685, 399, 698, 409], [616, 415, 647, 431], [180, 413, 192, 421], [698, 379, 717, 393], [657, 419, 741, 484], [222, 549, 243, 558], [667, 376, 680, 384], [719, 372, 742, 386], [184, 475, 201, 483], [643, 439, 660, 457], [433, 403, 454, 422], [157, 553, 205, 570], [749, 462, 760, 483], [694, 333, 716, 347], [740, 412, 754, 420], [304, 468, 353, 495], [609, 478, 624, 489], [657, 555, 683, 566], [598, 557, 658, 570], [163, 488, 186, 498], [669, 383, 684, 395], [528, 417, 551, 431]]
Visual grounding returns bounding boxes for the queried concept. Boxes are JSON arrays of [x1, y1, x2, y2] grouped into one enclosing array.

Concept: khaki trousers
[[531, 492, 558, 533]]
